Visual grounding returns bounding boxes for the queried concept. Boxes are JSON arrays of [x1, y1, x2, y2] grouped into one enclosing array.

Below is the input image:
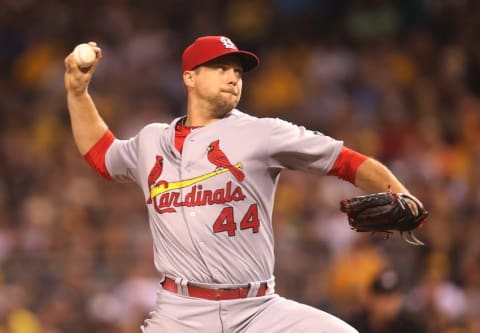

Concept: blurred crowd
[[1, 0, 480, 332]]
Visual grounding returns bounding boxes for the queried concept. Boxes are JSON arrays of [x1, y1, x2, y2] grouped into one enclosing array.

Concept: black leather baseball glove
[[339, 191, 428, 245]]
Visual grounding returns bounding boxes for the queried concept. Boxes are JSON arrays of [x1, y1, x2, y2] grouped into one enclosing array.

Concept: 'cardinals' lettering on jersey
[[104, 110, 343, 284], [150, 181, 246, 214], [146, 140, 246, 214]]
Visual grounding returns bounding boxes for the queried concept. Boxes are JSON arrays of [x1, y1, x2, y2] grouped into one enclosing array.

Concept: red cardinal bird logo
[[146, 155, 165, 204], [207, 140, 245, 182]]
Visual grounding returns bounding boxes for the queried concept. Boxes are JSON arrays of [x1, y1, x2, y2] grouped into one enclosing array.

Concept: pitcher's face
[[186, 55, 243, 118]]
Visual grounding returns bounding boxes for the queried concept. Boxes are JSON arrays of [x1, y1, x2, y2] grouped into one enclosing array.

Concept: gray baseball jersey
[[105, 109, 343, 285]]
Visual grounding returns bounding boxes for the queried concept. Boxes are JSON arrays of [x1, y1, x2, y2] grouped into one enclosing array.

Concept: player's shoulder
[[228, 109, 258, 122], [140, 122, 170, 132], [135, 122, 171, 141], [228, 109, 287, 128]]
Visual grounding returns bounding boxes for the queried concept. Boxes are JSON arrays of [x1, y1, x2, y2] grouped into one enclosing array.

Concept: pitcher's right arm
[[64, 42, 109, 155], [65, 42, 118, 180]]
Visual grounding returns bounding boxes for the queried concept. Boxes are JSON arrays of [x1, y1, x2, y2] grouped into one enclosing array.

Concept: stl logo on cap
[[219, 37, 236, 49]]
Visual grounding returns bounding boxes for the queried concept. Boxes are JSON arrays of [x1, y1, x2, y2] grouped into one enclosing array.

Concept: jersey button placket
[[181, 131, 218, 280]]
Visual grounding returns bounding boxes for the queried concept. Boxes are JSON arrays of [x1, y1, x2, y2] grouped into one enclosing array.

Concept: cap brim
[[202, 51, 259, 73], [234, 51, 260, 72]]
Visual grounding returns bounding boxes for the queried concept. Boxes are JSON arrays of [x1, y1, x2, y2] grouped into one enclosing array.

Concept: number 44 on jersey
[[213, 204, 260, 236]]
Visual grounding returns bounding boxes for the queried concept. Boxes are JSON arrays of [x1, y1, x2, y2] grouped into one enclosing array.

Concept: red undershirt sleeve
[[327, 147, 368, 185], [83, 130, 115, 181]]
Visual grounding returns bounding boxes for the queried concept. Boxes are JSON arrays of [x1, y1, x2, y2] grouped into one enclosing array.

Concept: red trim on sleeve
[[327, 147, 368, 185], [83, 130, 115, 180]]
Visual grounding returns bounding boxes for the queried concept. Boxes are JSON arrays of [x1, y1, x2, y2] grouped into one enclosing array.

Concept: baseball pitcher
[[64, 36, 426, 333]]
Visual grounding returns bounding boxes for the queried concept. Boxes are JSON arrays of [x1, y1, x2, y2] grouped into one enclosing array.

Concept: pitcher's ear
[[183, 71, 195, 88]]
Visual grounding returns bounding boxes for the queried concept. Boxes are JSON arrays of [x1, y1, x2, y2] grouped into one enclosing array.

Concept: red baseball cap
[[182, 36, 259, 73]]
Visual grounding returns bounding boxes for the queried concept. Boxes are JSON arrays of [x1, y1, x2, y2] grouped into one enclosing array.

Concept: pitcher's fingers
[[65, 54, 76, 71], [87, 41, 102, 59]]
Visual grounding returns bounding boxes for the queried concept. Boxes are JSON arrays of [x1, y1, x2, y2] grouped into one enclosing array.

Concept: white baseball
[[73, 43, 96, 68]]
